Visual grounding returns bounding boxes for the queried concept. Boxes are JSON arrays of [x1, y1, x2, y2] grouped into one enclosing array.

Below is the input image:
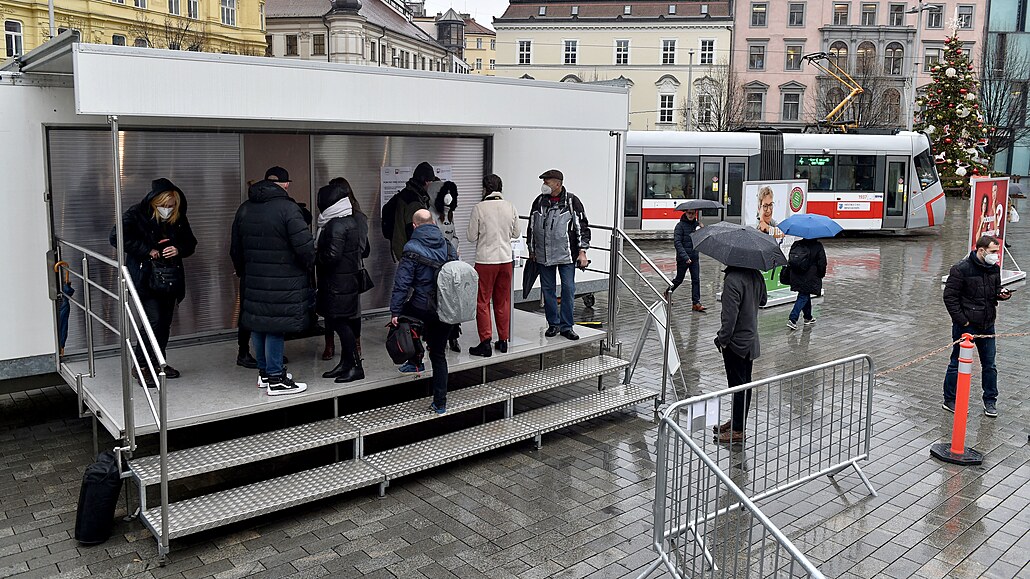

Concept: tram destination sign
[[796, 156, 833, 166]]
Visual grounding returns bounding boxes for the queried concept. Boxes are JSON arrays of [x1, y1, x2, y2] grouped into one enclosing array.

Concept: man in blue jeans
[[527, 169, 591, 340], [942, 235, 1011, 417]]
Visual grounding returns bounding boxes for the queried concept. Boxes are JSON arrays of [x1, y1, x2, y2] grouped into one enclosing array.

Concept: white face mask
[[157, 207, 173, 220], [541, 184, 552, 195], [984, 252, 999, 266], [443, 193, 453, 206]]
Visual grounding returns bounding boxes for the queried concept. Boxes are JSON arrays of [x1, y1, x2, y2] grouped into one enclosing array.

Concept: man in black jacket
[[671, 209, 705, 311], [786, 238, 827, 330], [942, 235, 1011, 417], [230, 174, 316, 396], [713, 266, 767, 444]]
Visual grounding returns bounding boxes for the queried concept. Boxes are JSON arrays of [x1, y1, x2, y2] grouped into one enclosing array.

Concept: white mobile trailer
[[0, 38, 628, 380]]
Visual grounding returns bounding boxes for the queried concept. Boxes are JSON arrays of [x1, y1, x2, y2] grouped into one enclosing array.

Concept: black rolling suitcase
[[74, 450, 123, 545]]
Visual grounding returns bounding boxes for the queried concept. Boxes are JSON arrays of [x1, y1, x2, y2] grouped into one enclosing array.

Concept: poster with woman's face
[[969, 178, 1008, 267]]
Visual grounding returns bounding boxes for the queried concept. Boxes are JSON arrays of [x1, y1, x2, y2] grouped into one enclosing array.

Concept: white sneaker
[[804, 317, 817, 326], [257, 368, 293, 388], [267, 375, 307, 396]]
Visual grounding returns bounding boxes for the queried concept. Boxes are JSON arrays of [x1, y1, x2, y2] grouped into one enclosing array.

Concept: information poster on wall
[[742, 180, 808, 292], [968, 177, 1008, 269], [380, 165, 453, 211]]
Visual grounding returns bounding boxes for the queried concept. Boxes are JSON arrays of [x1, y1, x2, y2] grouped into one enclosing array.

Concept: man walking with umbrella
[[776, 213, 840, 330], [671, 207, 705, 311]]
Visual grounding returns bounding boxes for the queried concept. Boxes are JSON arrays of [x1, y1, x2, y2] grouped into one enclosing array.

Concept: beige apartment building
[[494, 1, 733, 130], [464, 17, 495, 75]]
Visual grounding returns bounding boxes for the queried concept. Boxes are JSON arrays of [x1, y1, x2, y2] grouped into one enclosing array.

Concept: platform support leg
[[598, 375, 604, 391], [534, 434, 542, 450], [481, 365, 487, 385], [378, 480, 389, 498], [92, 416, 99, 459], [539, 354, 544, 370]]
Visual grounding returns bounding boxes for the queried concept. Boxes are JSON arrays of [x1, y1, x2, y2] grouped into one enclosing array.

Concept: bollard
[[930, 334, 984, 466]]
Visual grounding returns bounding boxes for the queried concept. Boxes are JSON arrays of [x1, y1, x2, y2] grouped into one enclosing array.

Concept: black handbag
[[386, 316, 423, 364], [148, 261, 184, 295], [778, 265, 792, 286], [357, 269, 374, 294]]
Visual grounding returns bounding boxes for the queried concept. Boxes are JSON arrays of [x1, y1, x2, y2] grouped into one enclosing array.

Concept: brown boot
[[712, 420, 732, 435], [321, 336, 335, 361], [692, 303, 707, 312], [715, 430, 745, 445]]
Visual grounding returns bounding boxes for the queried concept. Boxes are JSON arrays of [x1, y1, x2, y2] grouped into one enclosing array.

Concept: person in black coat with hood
[[315, 179, 370, 383], [111, 178, 197, 382], [785, 238, 827, 330], [671, 208, 705, 311], [230, 177, 315, 396]]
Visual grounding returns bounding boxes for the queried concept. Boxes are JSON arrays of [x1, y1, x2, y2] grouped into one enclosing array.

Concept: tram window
[[835, 155, 877, 191], [645, 162, 696, 199], [795, 155, 834, 191], [914, 150, 939, 189]]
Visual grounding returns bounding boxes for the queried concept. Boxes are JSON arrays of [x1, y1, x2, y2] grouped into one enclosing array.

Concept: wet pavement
[[1, 198, 1028, 578]]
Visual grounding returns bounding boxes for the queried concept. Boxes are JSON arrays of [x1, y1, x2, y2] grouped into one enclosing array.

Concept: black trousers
[[723, 348, 754, 432], [327, 316, 361, 365], [421, 318, 453, 408], [136, 294, 175, 366]]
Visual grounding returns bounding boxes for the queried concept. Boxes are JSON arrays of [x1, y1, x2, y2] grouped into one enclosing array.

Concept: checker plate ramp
[[513, 384, 657, 435], [488, 355, 630, 398], [129, 418, 358, 486], [345, 385, 508, 435], [140, 460, 382, 540], [365, 420, 538, 480]]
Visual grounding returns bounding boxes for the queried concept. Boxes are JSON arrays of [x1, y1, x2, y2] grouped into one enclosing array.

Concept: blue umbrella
[[777, 213, 843, 239]]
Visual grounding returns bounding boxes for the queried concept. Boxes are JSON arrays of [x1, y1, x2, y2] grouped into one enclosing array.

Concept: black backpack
[[381, 193, 400, 241], [385, 316, 424, 364]]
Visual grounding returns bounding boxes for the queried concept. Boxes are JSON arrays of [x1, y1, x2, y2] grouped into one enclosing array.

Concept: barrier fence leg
[[930, 334, 984, 466]]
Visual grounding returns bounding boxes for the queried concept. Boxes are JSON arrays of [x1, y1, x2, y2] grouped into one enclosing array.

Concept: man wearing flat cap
[[527, 169, 591, 340]]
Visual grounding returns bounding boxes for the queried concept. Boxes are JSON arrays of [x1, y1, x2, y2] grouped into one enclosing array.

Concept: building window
[[475, 58, 482, 70], [312, 34, 325, 56], [220, 0, 236, 26], [748, 45, 766, 70], [883, 88, 901, 124], [264, 35, 272, 57], [539, 6, 546, 16], [369, 41, 376, 62], [4, 21, 23, 58], [926, 4, 943, 28], [113, 34, 126, 46], [745, 92, 764, 121], [884, 42, 903, 75], [564, 40, 578, 65], [662, 39, 676, 65], [615, 39, 629, 65], [751, 3, 768, 26], [782, 93, 801, 121], [829, 41, 849, 72], [112, 0, 125, 3], [571, 6, 579, 16], [188, 0, 199, 19], [168, 0, 181, 15], [697, 94, 714, 126], [518, 40, 531, 65], [788, 3, 805, 26], [476, 38, 482, 49], [833, 3, 850, 25], [700, 39, 714, 65], [490, 39, 495, 50], [134, 38, 149, 47], [624, 5, 632, 15], [957, 5, 973, 29], [285, 35, 298, 56], [857, 41, 876, 74], [786, 44, 803, 70], [889, 4, 905, 26], [489, 59, 495, 70], [134, 0, 147, 8], [861, 3, 877, 25], [659, 94, 675, 124], [924, 48, 941, 71]]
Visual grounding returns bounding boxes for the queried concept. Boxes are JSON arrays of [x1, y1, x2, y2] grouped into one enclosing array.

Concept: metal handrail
[[56, 238, 119, 268]]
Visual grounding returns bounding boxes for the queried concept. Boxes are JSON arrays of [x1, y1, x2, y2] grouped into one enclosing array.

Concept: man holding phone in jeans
[[942, 235, 1012, 417]]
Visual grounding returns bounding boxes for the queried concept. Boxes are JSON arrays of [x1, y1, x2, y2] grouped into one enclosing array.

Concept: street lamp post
[[686, 49, 695, 131], [906, 2, 940, 131]]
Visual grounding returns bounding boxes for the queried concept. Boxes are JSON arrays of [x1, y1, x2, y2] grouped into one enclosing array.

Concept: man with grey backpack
[[390, 209, 478, 414]]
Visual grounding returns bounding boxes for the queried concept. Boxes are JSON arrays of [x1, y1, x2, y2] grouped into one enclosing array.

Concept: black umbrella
[[522, 259, 540, 299], [675, 199, 725, 211], [690, 222, 787, 271]]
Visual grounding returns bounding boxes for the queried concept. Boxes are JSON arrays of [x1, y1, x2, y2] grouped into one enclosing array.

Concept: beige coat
[[467, 193, 521, 264]]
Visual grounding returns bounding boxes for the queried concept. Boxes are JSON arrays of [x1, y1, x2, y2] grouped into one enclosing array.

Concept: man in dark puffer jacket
[[230, 177, 315, 396], [942, 235, 1011, 417]]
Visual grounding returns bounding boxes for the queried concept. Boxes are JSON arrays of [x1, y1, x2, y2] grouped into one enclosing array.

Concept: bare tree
[[127, 11, 209, 51], [681, 64, 747, 131], [979, 42, 1030, 163]]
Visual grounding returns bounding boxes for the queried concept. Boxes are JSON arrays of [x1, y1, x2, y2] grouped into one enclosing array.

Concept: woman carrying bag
[[112, 178, 197, 383], [316, 178, 371, 383]]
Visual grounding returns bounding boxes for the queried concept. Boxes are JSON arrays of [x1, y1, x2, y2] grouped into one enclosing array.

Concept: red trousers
[[475, 262, 512, 342]]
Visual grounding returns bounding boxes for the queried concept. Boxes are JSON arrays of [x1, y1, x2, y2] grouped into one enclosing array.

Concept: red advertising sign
[[968, 177, 1009, 268]]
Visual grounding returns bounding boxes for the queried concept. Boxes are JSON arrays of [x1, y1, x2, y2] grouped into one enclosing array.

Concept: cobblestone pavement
[[2, 199, 1028, 578]]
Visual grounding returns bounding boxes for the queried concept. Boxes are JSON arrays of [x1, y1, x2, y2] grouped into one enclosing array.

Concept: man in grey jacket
[[713, 266, 768, 444]]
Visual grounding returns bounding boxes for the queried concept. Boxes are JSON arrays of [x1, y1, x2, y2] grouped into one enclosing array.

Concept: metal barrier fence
[[639, 355, 877, 578]]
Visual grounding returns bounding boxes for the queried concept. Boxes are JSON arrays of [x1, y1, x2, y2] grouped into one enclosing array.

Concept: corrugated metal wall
[[311, 134, 486, 311], [49, 130, 242, 350]]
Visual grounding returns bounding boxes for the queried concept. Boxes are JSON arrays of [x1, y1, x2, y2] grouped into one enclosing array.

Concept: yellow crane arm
[[802, 52, 865, 128]]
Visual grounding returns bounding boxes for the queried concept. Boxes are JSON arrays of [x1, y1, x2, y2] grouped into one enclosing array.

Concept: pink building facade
[[731, 1, 987, 130]]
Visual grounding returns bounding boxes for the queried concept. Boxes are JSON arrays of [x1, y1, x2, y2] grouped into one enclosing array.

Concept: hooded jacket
[[315, 185, 370, 320], [390, 223, 457, 317], [673, 214, 700, 262], [390, 178, 432, 261], [527, 187, 590, 266], [110, 178, 198, 302], [230, 180, 316, 333], [944, 251, 1002, 328], [429, 180, 460, 252], [468, 192, 521, 264], [787, 239, 828, 295]]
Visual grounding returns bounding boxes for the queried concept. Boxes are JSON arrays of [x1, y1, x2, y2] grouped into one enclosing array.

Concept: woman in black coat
[[315, 179, 370, 383], [113, 178, 197, 381], [786, 238, 827, 330]]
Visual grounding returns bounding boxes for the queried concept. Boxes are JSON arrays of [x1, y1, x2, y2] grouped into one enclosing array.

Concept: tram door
[[700, 157, 723, 223], [624, 156, 642, 230], [725, 157, 748, 224], [883, 155, 908, 229]]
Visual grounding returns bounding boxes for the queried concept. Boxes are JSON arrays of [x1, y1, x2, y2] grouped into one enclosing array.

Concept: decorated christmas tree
[[913, 33, 991, 190]]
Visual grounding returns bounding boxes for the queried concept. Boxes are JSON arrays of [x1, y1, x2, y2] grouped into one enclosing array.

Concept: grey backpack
[[401, 252, 479, 324]]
